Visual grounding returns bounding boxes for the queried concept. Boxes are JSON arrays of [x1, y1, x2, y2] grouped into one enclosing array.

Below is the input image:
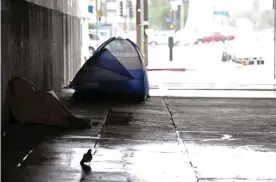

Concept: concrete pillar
[[1, 0, 88, 130]]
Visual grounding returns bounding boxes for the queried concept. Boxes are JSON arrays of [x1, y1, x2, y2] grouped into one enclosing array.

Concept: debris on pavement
[[8, 76, 92, 129]]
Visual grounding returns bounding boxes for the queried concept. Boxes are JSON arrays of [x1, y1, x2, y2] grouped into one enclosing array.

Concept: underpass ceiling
[[24, 0, 89, 18]]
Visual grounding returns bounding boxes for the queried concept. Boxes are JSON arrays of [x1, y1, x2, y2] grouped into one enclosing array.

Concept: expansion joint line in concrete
[[163, 99, 198, 181], [93, 108, 110, 150]]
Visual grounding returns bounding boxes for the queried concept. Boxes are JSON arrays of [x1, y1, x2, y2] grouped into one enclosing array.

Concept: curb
[[147, 68, 196, 72]]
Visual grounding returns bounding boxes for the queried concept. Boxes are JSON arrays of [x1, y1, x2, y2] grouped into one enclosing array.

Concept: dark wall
[[1, 0, 82, 128]]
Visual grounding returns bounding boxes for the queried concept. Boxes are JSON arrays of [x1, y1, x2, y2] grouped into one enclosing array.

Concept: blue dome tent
[[69, 37, 150, 102]]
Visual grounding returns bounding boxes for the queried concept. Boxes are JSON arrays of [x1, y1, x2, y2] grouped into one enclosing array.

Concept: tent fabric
[[69, 37, 150, 101]]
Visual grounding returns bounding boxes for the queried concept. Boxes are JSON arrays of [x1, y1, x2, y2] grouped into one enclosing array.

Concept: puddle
[[106, 111, 133, 125]]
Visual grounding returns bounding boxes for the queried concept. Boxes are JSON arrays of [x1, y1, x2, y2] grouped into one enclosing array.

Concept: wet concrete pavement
[[166, 98, 276, 181], [2, 96, 276, 181]]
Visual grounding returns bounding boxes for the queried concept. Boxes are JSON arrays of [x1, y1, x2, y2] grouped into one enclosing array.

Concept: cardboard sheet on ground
[[8, 77, 92, 128]]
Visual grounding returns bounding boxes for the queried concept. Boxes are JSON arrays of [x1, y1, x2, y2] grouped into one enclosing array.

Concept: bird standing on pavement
[[80, 163, 92, 182], [80, 149, 93, 165]]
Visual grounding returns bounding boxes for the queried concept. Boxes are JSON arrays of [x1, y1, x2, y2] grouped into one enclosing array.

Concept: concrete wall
[[25, 0, 88, 18], [1, 0, 85, 129]]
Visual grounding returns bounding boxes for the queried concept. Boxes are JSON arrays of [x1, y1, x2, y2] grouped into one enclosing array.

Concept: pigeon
[[80, 149, 93, 164], [80, 163, 92, 181]]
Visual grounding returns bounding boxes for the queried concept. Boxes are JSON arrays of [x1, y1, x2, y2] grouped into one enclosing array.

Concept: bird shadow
[[80, 163, 92, 182]]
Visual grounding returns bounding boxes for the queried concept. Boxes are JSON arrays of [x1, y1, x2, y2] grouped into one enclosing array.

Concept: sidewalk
[[2, 96, 197, 182], [2, 95, 276, 181]]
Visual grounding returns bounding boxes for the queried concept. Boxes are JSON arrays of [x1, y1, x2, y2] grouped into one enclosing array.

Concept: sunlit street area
[[84, 0, 276, 94], [147, 43, 275, 88]]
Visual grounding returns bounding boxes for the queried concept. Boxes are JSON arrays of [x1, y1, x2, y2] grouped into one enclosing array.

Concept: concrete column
[[1, 0, 87, 129]]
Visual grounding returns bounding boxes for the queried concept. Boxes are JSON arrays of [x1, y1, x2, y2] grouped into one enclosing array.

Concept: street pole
[[173, 10, 177, 31], [143, 0, 149, 66], [124, 15, 127, 33], [140, 0, 144, 56], [274, 4, 276, 80], [96, 0, 99, 47], [136, 0, 141, 46], [180, 0, 184, 30], [274, 0, 276, 94], [125, 0, 128, 33]]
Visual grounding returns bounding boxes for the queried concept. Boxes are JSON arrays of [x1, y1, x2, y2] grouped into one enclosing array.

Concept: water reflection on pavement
[[3, 97, 276, 181]]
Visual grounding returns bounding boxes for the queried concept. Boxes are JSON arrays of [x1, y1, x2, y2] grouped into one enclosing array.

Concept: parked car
[[173, 33, 199, 46], [88, 33, 104, 56], [148, 31, 174, 47], [89, 29, 111, 41], [221, 38, 265, 65], [195, 32, 235, 44]]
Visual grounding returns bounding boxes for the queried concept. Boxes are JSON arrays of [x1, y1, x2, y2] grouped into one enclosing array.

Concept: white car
[[148, 31, 174, 47], [174, 34, 198, 46], [88, 33, 105, 56], [222, 38, 265, 65]]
